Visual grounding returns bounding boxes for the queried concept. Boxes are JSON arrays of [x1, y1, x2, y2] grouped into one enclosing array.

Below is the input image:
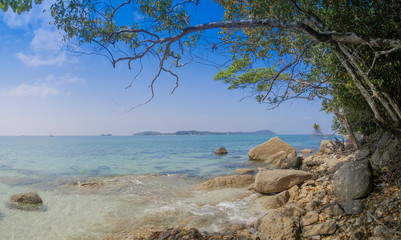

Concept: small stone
[[373, 226, 386, 236], [301, 211, 319, 227], [7, 191, 44, 211], [302, 220, 337, 237], [305, 200, 319, 211], [322, 203, 344, 216], [375, 208, 383, 219], [349, 230, 365, 240], [279, 203, 306, 217]]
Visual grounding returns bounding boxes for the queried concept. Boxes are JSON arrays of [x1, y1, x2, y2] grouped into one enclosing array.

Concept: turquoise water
[[0, 135, 326, 183], [0, 134, 328, 239]]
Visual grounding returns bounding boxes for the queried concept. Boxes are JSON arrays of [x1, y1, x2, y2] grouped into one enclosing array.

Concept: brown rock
[[279, 203, 306, 217], [198, 175, 255, 190], [8, 191, 44, 211], [319, 140, 333, 154], [254, 169, 313, 194], [258, 190, 290, 209], [301, 211, 319, 227], [257, 210, 300, 240], [214, 147, 228, 155], [300, 149, 313, 154], [302, 220, 337, 237], [248, 137, 296, 163], [235, 168, 254, 174]]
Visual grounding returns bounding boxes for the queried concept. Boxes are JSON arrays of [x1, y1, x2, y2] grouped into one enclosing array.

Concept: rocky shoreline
[[6, 134, 401, 239], [101, 133, 401, 240]]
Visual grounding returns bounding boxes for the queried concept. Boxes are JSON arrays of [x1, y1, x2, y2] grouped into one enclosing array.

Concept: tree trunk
[[333, 108, 360, 150]]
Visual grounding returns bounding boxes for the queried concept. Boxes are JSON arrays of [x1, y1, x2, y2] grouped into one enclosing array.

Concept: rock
[[258, 191, 290, 209], [248, 137, 296, 163], [338, 200, 364, 215], [377, 132, 392, 149], [198, 175, 255, 190], [333, 160, 373, 200], [7, 191, 44, 211], [300, 149, 313, 154], [234, 168, 254, 174], [370, 149, 383, 171], [349, 230, 365, 240], [300, 211, 319, 227], [214, 147, 228, 155], [322, 203, 344, 216], [254, 169, 313, 194], [277, 156, 303, 169], [305, 200, 319, 211], [279, 203, 306, 217], [319, 140, 333, 153], [288, 185, 300, 200], [302, 220, 337, 237], [356, 147, 371, 159], [158, 228, 203, 240], [257, 210, 300, 240], [264, 150, 288, 165]]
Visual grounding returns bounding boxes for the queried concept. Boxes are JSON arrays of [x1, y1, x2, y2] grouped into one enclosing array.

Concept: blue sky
[[0, 1, 333, 136]]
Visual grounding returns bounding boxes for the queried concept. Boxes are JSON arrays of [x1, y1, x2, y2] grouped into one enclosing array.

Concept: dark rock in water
[[338, 199, 364, 215], [214, 147, 228, 155], [333, 160, 373, 200], [7, 191, 45, 211]]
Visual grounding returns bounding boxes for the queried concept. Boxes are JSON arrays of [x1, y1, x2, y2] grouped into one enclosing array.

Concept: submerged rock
[[198, 175, 255, 190], [248, 137, 296, 163], [235, 168, 254, 174], [254, 169, 313, 194], [7, 191, 45, 211], [214, 147, 228, 155]]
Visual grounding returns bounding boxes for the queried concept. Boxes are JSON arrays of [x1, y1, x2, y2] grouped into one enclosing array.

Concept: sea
[[0, 134, 330, 239]]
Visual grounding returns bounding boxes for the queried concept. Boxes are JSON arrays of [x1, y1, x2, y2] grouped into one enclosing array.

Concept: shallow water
[[0, 135, 328, 239]]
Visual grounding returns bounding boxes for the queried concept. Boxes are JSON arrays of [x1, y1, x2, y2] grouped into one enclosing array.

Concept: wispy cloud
[[7, 83, 60, 97], [17, 52, 67, 67], [4, 74, 83, 97], [303, 116, 313, 121]]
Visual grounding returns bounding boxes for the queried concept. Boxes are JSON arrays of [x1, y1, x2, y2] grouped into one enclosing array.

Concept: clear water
[[0, 135, 327, 239]]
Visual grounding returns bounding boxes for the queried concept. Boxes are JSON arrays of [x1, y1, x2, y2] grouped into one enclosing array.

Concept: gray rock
[[370, 149, 383, 171], [349, 230, 365, 240], [302, 220, 337, 237], [214, 147, 228, 155], [322, 203, 344, 216], [333, 160, 373, 200], [356, 147, 371, 159], [338, 200, 364, 215], [377, 132, 391, 149], [278, 156, 303, 169], [7, 191, 44, 211], [305, 200, 319, 211], [278, 203, 306, 217], [254, 169, 313, 194], [257, 210, 300, 240]]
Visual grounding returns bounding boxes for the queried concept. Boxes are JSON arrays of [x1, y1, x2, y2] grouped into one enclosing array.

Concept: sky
[[0, 1, 333, 136]]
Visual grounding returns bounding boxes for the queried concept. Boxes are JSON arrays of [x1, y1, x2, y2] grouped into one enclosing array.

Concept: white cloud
[[17, 52, 67, 67], [7, 83, 60, 97], [31, 28, 63, 52], [303, 117, 313, 121]]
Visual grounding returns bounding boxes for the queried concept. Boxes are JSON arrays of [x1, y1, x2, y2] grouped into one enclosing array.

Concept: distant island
[[133, 130, 276, 136]]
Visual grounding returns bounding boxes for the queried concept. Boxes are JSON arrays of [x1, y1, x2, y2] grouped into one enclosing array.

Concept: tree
[[0, 0, 42, 14], [3, 0, 401, 136], [312, 123, 322, 136]]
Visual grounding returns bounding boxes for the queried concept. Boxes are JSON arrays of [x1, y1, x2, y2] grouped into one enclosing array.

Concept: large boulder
[[198, 175, 255, 190], [333, 160, 373, 200], [7, 191, 44, 211], [248, 137, 296, 164], [319, 140, 333, 154], [254, 170, 313, 194], [257, 210, 300, 240]]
